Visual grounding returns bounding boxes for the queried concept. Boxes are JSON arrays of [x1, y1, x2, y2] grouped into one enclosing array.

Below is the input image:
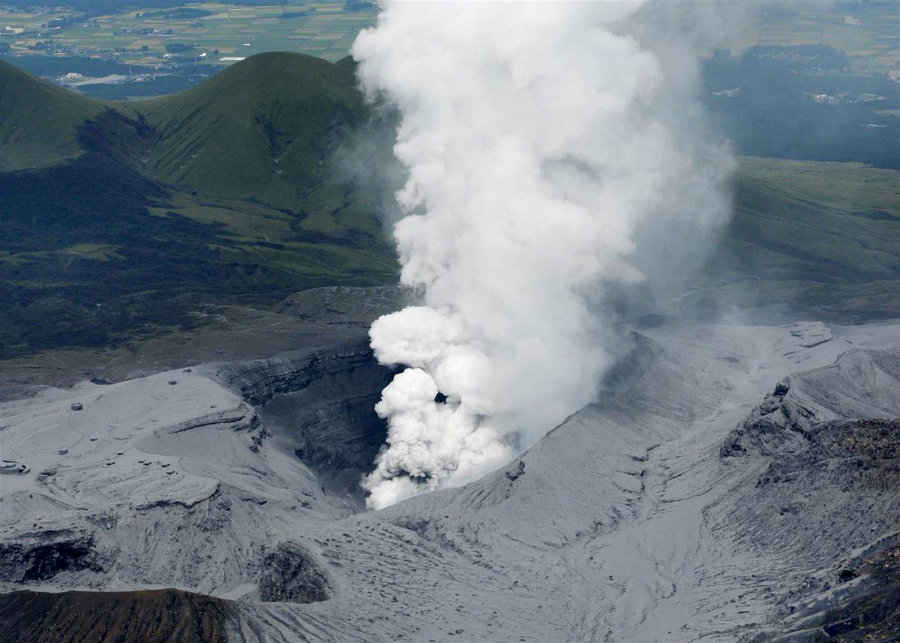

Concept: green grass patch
[[701, 156, 900, 320]]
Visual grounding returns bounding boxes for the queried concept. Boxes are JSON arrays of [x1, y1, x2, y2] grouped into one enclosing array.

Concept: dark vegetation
[[0, 589, 235, 643], [164, 42, 195, 54], [0, 55, 131, 79], [0, 58, 99, 170], [141, 8, 215, 20], [702, 45, 900, 169]]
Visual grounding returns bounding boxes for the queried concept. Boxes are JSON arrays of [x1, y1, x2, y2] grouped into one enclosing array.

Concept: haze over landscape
[[0, 1, 898, 642]]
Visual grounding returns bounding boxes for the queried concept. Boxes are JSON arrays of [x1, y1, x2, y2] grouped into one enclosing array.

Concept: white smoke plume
[[352, 0, 734, 509]]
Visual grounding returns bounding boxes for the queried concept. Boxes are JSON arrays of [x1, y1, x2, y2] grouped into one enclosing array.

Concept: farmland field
[[0, 1, 377, 64], [733, 1, 898, 76], [1, 1, 897, 72], [636, 1, 898, 77]]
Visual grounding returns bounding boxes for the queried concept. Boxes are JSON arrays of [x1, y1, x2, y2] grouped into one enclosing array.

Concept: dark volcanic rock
[[720, 349, 900, 642], [258, 542, 332, 603], [757, 418, 900, 491], [265, 376, 389, 481], [213, 337, 387, 407], [816, 536, 900, 643], [722, 349, 900, 459], [214, 338, 392, 489], [0, 529, 106, 582], [0, 588, 237, 643]]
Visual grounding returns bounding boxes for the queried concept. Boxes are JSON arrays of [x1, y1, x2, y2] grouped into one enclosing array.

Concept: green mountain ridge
[[1, 52, 367, 203], [0, 58, 103, 171], [0, 53, 397, 357], [135, 52, 366, 205], [0, 53, 897, 360]]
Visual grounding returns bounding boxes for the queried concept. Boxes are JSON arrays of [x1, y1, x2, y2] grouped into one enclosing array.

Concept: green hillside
[[0, 53, 397, 358], [135, 52, 366, 206], [698, 158, 900, 321], [0, 59, 103, 171]]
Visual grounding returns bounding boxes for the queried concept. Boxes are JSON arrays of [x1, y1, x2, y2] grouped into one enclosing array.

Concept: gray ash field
[[1, 306, 897, 641]]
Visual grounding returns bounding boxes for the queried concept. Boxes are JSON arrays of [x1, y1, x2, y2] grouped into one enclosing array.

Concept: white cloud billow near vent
[[352, 0, 733, 509]]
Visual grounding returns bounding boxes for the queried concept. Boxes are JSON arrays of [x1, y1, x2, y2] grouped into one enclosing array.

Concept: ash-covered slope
[[1, 320, 897, 642], [238, 321, 899, 643], [0, 337, 388, 600], [719, 347, 900, 641]]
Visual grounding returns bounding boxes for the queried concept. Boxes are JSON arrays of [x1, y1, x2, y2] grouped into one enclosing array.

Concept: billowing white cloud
[[353, 0, 733, 509]]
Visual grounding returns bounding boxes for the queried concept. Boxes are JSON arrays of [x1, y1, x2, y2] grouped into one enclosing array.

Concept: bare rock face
[[258, 542, 332, 603], [812, 534, 900, 643], [0, 589, 238, 643], [722, 349, 900, 458], [718, 348, 900, 641], [212, 338, 386, 407], [755, 417, 900, 491], [0, 528, 107, 583], [727, 412, 900, 639], [214, 338, 392, 488]]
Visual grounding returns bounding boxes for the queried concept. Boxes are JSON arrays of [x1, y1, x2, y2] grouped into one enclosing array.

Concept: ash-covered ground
[[1, 287, 897, 641]]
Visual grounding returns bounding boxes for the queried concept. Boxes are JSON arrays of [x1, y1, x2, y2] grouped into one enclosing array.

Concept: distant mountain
[[0, 53, 397, 358], [1, 52, 367, 203], [135, 52, 366, 206], [0, 59, 102, 171]]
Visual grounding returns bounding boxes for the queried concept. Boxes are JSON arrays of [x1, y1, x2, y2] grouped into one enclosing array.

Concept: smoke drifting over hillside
[[353, 0, 733, 509]]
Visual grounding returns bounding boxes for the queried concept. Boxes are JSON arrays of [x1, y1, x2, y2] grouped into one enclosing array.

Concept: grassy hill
[[703, 158, 900, 321], [0, 53, 397, 358], [136, 52, 365, 206], [0, 59, 103, 171]]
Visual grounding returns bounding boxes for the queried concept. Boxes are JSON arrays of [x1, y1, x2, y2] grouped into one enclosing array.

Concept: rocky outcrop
[[718, 349, 900, 641], [721, 349, 900, 458], [211, 338, 386, 407], [258, 542, 332, 603], [0, 528, 107, 583], [164, 404, 260, 435], [213, 338, 392, 487], [756, 417, 900, 490], [720, 378, 818, 457], [812, 535, 900, 643]]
